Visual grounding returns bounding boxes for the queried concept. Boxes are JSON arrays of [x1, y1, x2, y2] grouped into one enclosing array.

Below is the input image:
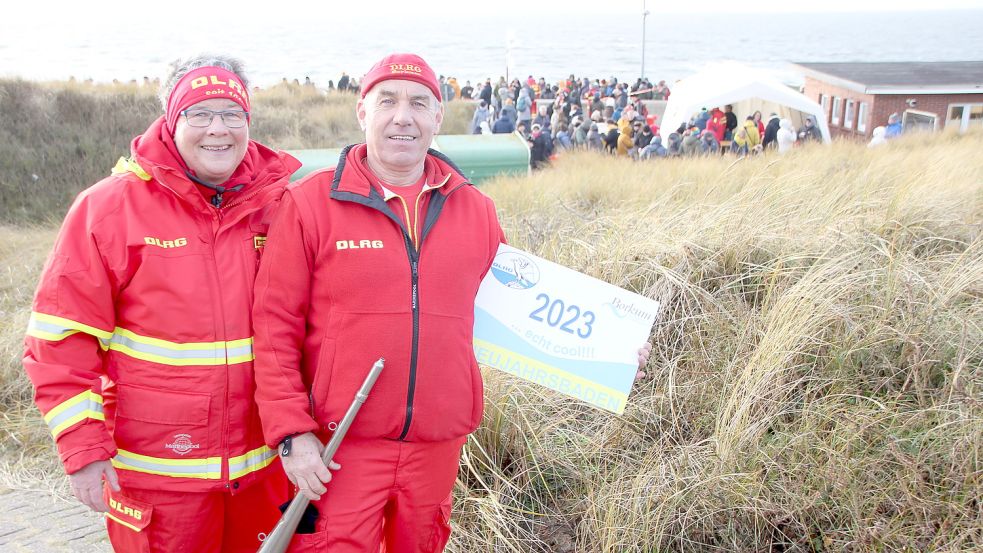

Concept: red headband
[[164, 66, 250, 135]]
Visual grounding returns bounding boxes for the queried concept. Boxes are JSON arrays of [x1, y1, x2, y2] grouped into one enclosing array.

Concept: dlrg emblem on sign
[[473, 244, 660, 415]]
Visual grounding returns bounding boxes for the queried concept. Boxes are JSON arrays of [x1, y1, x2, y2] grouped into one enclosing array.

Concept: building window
[[844, 100, 856, 130], [820, 95, 830, 122], [972, 105, 983, 128], [857, 102, 869, 133], [949, 105, 965, 124], [831, 97, 842, 126], [947, 104, 983, 132]]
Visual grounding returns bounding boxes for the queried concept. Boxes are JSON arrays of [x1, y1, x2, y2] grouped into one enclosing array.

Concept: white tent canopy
[[660, 63, 831, 143]]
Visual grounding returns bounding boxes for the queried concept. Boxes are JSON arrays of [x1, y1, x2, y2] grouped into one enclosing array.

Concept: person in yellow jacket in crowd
[[742, 115, 762, 149]]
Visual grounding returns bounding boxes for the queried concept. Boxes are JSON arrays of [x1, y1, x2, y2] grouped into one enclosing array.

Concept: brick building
[[793, 61, 983, 140]]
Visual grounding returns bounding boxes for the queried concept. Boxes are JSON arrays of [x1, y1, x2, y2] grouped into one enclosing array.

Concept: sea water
[[1, 11, 981, 88]]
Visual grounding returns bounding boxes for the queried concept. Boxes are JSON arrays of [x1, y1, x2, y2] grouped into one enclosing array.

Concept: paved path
[[0, 488, 109, 552]]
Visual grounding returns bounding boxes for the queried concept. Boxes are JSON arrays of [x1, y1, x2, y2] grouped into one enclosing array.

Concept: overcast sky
[[3, 0, 980, 85], [4, 0, 983, 25]]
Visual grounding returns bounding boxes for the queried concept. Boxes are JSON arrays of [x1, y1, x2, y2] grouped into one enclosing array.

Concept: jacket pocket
[[412, 312, 480, 441], [309, 334, 337, 422], [283, 530, 327, 552], [114, 383, 211, 459], [426, 499, 453, 552], [310, 311, 411, 439]]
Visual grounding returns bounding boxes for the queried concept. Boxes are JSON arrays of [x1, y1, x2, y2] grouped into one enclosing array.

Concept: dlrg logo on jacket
[[108, 497, 144, 520], [337, 239, 384, 250], [144, 237, 188, 249]]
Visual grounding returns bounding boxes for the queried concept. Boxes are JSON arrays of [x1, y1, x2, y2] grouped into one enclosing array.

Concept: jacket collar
[[331, 143, 470, 199]]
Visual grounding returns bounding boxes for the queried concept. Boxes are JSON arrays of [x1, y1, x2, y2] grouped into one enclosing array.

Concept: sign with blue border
[[473, 244, 660, 415]]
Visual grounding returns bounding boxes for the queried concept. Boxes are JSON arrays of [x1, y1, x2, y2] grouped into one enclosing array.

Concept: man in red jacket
[[252, 53, 503, 552], [24, 55, 298, 552], [253, 53, 653, 552]]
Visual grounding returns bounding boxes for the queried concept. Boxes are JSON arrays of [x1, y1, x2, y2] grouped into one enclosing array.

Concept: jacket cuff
[[265, 416, 320, 450], [62, 445, 116, 475]]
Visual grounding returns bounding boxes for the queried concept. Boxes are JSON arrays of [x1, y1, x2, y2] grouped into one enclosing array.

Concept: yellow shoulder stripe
[[111, 157, 152, 181]]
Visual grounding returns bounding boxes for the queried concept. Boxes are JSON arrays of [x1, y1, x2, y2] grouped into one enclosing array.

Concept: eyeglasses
[[181, 108, 249, 128]]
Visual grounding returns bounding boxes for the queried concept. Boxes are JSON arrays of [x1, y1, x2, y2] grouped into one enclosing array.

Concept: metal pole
[[257, 358, 385, 553], [641, 0, 650, 79]]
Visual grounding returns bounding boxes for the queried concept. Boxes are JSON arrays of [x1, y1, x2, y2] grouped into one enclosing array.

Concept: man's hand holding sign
[[474, 244, 659, 414]]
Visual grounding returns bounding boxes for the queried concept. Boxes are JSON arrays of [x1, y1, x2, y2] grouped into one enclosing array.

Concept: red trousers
[[287, 436, 466, 553], [104, 468, 290, 552]]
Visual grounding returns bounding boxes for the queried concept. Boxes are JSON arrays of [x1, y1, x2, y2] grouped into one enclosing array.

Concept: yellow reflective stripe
[[28, 313, 254, 366], [226, 353, 255, 365], [107, 342, 225, 366], [112, 327, 231, 351], [228, 445, 277, 480], [43, 390, 105, 439], [27, 312, 113, 342], [112, 449, 222, 479], [105, 327, 254, 366], [226, 337, 253, 348], [105, 513, 142, 532], [111, 156, 151, 181], [26, 327, 79, 341]]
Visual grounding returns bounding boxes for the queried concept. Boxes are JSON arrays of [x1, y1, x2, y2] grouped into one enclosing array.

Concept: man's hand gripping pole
[[257, 357, 385, 553]]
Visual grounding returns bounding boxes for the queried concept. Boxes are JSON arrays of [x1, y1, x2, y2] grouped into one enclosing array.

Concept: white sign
[[473, 244, 660, 415]]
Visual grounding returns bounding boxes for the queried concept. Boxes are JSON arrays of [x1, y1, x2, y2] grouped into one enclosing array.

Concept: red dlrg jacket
[[253, 144, 503, 448], [24, 117, 300, 493]]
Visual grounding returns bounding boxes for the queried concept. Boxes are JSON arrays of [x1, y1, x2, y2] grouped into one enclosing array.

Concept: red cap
[[165, 66, 250, 135], [360, 53, 441, 102]]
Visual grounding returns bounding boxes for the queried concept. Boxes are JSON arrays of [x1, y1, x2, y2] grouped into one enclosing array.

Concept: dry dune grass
[[0, 79, 473, 223], [452, 132, 982, 551], [0, 224, 60, 493], [0, 80, 980, 551]]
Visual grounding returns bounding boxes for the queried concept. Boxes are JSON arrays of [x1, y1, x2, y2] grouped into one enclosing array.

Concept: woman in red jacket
[[24, 55, 300, 552]]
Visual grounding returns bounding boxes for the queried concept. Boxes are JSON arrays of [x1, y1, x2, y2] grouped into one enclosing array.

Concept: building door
[[902, 110, 938, 133]]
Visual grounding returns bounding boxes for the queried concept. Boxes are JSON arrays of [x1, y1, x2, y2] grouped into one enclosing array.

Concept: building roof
[[793, 61, 983, 95]]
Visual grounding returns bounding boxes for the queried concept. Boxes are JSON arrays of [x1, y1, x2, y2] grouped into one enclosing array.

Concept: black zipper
[[328, 160, 472, 442], [398, 248, 420, 441]]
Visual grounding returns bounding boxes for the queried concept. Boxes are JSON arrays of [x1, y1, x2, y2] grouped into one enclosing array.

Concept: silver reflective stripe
[[46, 397, 103, 433], [26, 312, 113, 342], [229, 448, 276, 479], [29, 318, 75, 337], [113, 453, 222, 479], [107, 334, 226, 360], [226, 344, 253, 359]]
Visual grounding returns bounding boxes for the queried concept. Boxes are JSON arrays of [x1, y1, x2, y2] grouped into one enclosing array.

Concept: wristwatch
[[278, 435, 294, 457]]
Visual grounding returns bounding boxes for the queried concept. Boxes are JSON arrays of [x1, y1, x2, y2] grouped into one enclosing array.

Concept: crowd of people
[[126, 69, 881, 165], [460, 74, 832, 168]]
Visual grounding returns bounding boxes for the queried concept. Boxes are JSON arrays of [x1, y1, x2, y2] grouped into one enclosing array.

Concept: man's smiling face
[[357, 79, 443, 179]]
